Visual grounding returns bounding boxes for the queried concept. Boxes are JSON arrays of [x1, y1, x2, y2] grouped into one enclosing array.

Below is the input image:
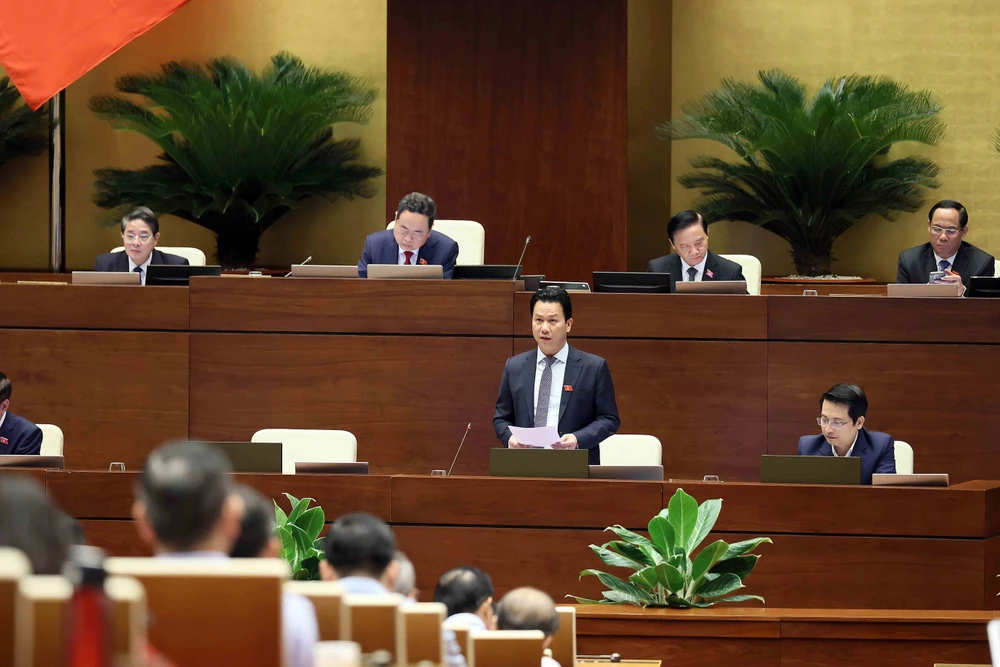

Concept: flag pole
[[48, 90, 65, 272]]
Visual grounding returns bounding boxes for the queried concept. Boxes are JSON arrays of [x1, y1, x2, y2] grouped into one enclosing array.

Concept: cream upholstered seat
[[15, 575, 72, 666], [284, 580, 344, 641], [36, 424, 64, 457], [387, 219, 485, 265], [340, 593, 402, 655], [468, 629, 545, 667], [251, 428, 358, 474], [720, 253, 762, 295], [550, 606, 577, 667], [0, 548, 31, 665], [599, 434, 663, 465], [894, 441, 914, 474], [111, 246, 207, 266], [396, 601, 447, 665]]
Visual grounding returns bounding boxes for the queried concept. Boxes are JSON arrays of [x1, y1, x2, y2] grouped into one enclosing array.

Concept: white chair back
[[599, 434, 663, 465], [994, 259, 1000, 278], [0, 548, 32, 666], [719, 253, 762, 295], [251, 428, 358, 474], [894, 440, 914, 474], [37, 424, 64, 457], [387, 219, 485, 265], [112, 246, 208, 266]]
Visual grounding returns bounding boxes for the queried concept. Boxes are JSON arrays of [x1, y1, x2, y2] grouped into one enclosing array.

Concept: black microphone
[[284, 255, 313, 278], [512, 236, 531, 280], [447, 423, 472, 476]]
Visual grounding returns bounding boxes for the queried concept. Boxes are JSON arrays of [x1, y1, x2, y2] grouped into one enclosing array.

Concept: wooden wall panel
[[0, 330, 189, 469], [189, 334, 512, 475], [768, 342, 1000, 482], [386, 0, 628, 282]]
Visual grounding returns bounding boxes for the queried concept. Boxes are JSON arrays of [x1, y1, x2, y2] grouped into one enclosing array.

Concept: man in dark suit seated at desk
[[0, 372, 42, 456], [896, 199, 995, 287], [798, 383, 896, 485], [647, 210, 745, 284], [493, 286, 620, 464], [357, 192, 460, 278], [93, 207, 189, 285]]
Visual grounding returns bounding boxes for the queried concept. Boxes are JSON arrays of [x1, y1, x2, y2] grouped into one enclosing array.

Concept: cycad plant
[[659, 70, 944, 276], [90, 52, 383, 268], [0, 76, 48, 165]]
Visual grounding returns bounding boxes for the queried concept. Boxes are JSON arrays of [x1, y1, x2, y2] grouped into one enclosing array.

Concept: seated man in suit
[[647, 210, 745, 284], [93, 207, 189, 285], [434, 566, 497, 632], [493, 286, 620, 464], [897, 200, 995, 287], [0, 372, 42, 455], [798, 383, 896, 485], [496, 587, 561, 667], [357, 192, 460, 279]]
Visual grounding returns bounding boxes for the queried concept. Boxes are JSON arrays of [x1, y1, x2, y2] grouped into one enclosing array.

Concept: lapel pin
[[419, 258, 427, 265], [0, 437, 7, 445], [563, 385, 573, 392], [706, 269, 714, 279]]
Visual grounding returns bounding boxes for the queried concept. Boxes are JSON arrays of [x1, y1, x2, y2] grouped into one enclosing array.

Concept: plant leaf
[[590, 544, 646, 570], [607, 541, 656, 568], [287, 495, 314, 524], [605, 525, 657, 550], [603, 589, 653, 606], [712, 594, 765, 604], [722, 537, 773, 560], [580, 569, 655, 604], [654, 562, 685, 594], [564, 595, 616, 605], [666, 489, 700, 550], [648, 516, 675, 555], [689, 498, 722, 552], [691, 540, 729, 582], [296, 506, 325, 541], [274, 501, 288, 527], [629, 566, 659, 590], [696, 572, 744, 599], [710, 554, 759, 580]]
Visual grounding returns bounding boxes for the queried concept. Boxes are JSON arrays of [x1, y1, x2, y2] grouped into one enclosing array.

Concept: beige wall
[[63, 0, 387, 270], [670, 0, 1000, 280]]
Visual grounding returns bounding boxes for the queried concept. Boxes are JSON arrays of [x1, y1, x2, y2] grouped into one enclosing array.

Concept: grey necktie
[[534, 356, 556, 427], [687, 266, 697, 281]]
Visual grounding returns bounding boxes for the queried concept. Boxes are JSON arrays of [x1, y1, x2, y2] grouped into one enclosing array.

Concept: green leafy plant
[[89, 52, 384, 268], [275, 493, 326, 581], [569, 488, 771, 608], [659, 69, 944, 276], [0, 76, 48, 166]]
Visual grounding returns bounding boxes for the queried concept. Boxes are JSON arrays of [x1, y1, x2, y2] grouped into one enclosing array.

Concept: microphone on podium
[[284, 256, 313, 277], [447, 423, 473, 476], [513, 236, 531, 280]]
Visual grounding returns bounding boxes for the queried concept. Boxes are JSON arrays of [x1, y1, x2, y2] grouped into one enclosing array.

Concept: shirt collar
[[933, 250, 958, 268], [830, 431, 859, 457], [337, 576, 393, 595], [536, 342, 569, 365], [128, 252, 154, 274], [446, 612, 488, 631], [0, 411, 7, 431], [681, 254, 709, 274]]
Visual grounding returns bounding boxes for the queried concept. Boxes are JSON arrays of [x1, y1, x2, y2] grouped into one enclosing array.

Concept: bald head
[[496, 587, 559, 637]]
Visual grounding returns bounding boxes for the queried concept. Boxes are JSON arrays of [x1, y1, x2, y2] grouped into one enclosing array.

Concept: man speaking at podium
[[493, 286, 620, 464]]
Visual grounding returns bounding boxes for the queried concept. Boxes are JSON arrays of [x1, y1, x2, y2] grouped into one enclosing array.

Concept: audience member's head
[[0, 371, 13, 416], [320, 512, 395, 581], [497, 587, 560, 648], [393, 192, 437, 253], [667, 209, 709, 268], [133, 441, 241, 555], [119, 206, 162, 266], [434, 566, 496, 627], [231, 484, 279, 559], [0, 474, 75, 574], [389, 551, 418, 600]]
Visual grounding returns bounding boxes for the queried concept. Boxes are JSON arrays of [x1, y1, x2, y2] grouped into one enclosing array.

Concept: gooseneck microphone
[[447, 423, 473, 476], [284, 256, 313, 278], [512, 236, 531, 280]]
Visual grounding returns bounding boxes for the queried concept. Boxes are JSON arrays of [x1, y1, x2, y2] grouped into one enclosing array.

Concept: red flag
[[0, 0, 189, 109]]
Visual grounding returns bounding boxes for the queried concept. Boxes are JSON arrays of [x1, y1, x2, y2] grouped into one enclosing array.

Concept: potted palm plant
[[659, 70, 945, 276], [0, 76, 48, 166], [89, 52, 384, 268]]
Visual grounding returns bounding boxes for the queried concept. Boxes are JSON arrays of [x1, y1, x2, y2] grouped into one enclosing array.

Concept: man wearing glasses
[[357, 192, 459, 279], [93, 207, 189, 284], [896, 200, 995, 287], [798, 384, 896, 485]]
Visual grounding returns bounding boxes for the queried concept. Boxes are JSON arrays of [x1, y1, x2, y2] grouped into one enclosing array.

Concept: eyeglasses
[[930, 225, 962, 238], [124, 233, 152, 242], [816, 417, 851, 429]]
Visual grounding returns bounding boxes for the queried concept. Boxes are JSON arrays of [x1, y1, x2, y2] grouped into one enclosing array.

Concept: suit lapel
[[150, 249, 162, 266], [851, 428, 870, 459], [703, 252, 718, 281], [384, 233, 399, 264], [952, 243, 970, 277], [115, 252, 129, 272], [817, 439, 834, 457], [558, 347, 583, 425], [521, 352, 537, 424], [666, 254, 681, 280], [0, 414, 11, 450], [921, 244, 937, 278]]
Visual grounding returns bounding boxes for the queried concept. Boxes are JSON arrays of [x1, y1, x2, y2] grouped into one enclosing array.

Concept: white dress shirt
[[127, 253, 153, 285], [933, 251, 958, 273], [681, 255, 709, 281], [533, 342, 569, 428], [398, 247, 418, 265], [0, 410, 7, 431], [829, 431, 859, 458]]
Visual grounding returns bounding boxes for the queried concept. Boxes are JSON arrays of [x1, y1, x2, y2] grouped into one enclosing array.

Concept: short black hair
[[0, 474, 75, 575], [324, 512, 395, 578], [231, 484, 274, 559], [667, 209, 708, 243], [496, 587, 560, 637], [434, 566, 495, 617], [396, 192, 437, 227], [529, 286, 572, 320], [138, 441, 232, 551], [928, 200, 969, 228], [820, 384, 868, 423], [120, 207, 160, 235], [0, 372, 11, 403]]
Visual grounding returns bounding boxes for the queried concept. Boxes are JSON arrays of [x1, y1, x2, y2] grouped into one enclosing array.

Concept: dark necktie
[[404, 251, 414, 265], [938, 259, 950, 271], [687, 266, 697, 281], [133, 266, 143, 284], [534, 356, 556, 427]]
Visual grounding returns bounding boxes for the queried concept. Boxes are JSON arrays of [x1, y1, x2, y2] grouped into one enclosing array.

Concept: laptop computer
[[0, 455, 65, 469], [146, 265, 223, 286], [367, 264, 444, 280], [676, 280, 748, 294], [290, 265, 358, 278], [489, 449, 589, 478], [886, 283, 963, 297], [294, 461, 370, 474], [588, 465, 664, 481], [453, 265, 523, 280], [872, 473, 949, 487], [760, 454, 861, 485], [71, 271, 140, 286], [207, 442, 282, 473], [592, 272, 673, 294]]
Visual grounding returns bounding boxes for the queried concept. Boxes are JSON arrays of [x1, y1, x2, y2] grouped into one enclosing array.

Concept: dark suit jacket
[[493, 345, 620, 464], [357, 229, 460, 279], [647, 250, 746, 283], [797, 428, 896, 485], [93, 248, 190, 272], [0, 412, 42, 456], [896, 241, 994, 287]]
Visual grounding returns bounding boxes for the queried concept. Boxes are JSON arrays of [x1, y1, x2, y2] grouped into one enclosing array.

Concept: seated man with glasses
[[798, 383, 895, 485], [896, 200, 995, 288], [93, 207, 189, 285], [357, 192, 459, 279]]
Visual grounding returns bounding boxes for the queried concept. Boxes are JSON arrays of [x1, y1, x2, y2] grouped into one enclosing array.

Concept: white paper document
[[509, 426, 560, 449]]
